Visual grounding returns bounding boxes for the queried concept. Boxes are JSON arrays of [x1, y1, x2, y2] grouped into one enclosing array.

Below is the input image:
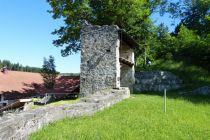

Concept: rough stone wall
[[182, 86, 210, 96], [0, 88, 130, 140], [120, 41, 133, 62], [80, 24, 121, 96], [119, 41, 135, 87], [134, 71, 182, 92], [120, 64, 135, 87]]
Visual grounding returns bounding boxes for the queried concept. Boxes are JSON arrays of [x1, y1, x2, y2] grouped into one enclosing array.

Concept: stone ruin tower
[[80, 22, 138, 96]]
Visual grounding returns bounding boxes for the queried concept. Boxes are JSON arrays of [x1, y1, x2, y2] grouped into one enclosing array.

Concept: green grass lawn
[[30, 60, 210, 139], [29, 93, 210, 140]]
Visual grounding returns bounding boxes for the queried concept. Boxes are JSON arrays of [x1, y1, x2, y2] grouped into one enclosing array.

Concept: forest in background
[[0, 59, 42, 73], [136, 0, 210, 70], [47, 0, 209, 71], [0, 59, 76, 75]]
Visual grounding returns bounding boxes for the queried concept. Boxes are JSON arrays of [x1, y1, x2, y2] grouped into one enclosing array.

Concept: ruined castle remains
[[80, 22, 138, 96]]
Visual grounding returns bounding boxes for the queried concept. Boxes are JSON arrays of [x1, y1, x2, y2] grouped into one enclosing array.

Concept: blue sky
[[0, 1, 179, 73], [151, 13, 180, 32], [0, 0, 80, 73]]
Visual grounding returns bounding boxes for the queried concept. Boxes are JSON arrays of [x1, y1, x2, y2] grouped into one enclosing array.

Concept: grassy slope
[[30, 60, 210, 140], [30, 94, 210, 140]]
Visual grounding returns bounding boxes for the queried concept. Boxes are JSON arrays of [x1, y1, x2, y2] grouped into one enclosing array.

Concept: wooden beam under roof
[[119, 57, 134, 67], [118, 29, 139, 49]]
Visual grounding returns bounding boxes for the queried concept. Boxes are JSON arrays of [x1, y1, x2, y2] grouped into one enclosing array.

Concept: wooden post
[[164, 89, 166, 113]]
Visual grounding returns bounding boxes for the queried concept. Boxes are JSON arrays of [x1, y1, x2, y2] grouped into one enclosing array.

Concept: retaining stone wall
[[134, 71, 182, 92], [0, 88, 130, 140]]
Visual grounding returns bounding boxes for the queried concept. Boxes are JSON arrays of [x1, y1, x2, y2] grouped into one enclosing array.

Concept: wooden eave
[[119, 57, 134, 67], [118, 29, 139, 49]]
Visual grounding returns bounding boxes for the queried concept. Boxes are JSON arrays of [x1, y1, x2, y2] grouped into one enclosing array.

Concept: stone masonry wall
[[0, 88, 130, 140], [120, 41, 133, 62], [120, 41, 135, 87], [120, 63, 134, 87], [134, 71, 182, 92], [80, 24, 121, 96]]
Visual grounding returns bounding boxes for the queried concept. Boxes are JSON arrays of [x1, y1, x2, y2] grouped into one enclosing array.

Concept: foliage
[[47, 0, 210, 71], [0, 59, 41, 73], [177, 25, 198, 45], [154, 23, 177, 58], [169, 0, 210, 36], [47, 0, 164, 56], [30, 93, 210, 140], [40, 56, 58, 90], [136, 23, 178, 68], [148, 0, 210, 70]]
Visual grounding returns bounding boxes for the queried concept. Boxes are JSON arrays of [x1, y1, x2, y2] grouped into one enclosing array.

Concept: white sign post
[[164, 89, 167, 113]]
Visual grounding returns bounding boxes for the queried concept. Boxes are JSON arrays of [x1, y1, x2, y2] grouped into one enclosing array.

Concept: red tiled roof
[[0, 71, 80, 100]]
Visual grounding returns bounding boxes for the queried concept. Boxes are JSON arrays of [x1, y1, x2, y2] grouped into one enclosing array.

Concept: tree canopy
[[166, 0, 210, 36], [147, 0, 210, 69], [47, 0, 210, 70], [41, 56, 58, 90], [47, 0, 164, 56]]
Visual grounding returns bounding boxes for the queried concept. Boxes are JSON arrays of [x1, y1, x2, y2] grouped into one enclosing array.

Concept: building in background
[[0, 71, 80, 107]]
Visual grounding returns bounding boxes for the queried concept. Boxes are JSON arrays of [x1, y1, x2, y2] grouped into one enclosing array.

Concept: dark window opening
[[82, 78, 85, 82]]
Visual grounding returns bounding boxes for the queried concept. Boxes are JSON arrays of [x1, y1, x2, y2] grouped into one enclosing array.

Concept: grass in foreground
[[30, 93, 210, 140]]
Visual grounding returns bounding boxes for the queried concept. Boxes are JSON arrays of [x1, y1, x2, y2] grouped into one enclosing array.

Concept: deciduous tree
[[47, 0, 164, 56]]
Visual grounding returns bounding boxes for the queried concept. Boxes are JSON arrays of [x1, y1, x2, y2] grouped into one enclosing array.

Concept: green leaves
[[47, 0, 163, 56], [177, 25, 198, 47], [41, 55, 58, 89], [166, 0, 210, 36]]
